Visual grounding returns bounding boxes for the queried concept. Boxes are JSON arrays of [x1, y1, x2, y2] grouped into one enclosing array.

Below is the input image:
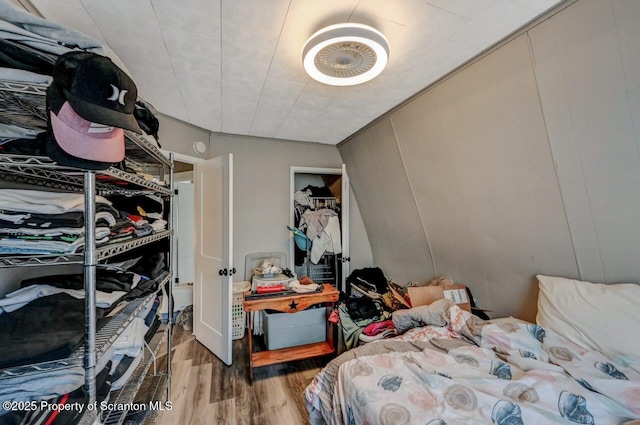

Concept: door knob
[[230, 267, 237, 276], [218, 268, 228, 276]]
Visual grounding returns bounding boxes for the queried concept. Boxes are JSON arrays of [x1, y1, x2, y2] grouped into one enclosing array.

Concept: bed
[[305, 275, 640, 425]]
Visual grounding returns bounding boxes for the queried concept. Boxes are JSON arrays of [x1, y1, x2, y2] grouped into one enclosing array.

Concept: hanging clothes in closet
[[293, 185, 342, 266]]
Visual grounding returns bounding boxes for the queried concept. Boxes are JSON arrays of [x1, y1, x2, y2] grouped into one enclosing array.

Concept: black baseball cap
[[52, 51, 142, 134], [45, 82, 125, 170]]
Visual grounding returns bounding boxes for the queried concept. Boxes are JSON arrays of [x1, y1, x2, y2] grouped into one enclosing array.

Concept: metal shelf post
[[84, 171, 97, 404]]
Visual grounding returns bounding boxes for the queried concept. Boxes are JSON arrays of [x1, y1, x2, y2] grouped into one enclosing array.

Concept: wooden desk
[[243, 284, 340, 384]]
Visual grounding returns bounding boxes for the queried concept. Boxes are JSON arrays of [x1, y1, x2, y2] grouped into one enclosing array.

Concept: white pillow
[[536, 275, 640, 359]]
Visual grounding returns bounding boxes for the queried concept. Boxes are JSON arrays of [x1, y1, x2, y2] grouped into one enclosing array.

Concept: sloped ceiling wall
[[339, 0, 640, 321]]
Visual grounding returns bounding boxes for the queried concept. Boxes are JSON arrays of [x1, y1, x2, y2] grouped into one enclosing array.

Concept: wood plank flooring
[[155, 326, 328, 425]]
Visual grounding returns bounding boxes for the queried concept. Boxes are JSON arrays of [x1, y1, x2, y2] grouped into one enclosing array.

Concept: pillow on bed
[[536, 275, 640, 359]]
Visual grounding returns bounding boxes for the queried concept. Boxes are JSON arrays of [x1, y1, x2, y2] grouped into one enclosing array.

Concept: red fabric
[[328, 308, 340, 324], [44, 393, 69, 425], [363, 320, 395, 336], [127, 214, 145, 223]]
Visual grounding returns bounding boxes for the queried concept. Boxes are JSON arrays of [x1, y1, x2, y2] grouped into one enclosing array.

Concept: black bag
[[466, 286, 490, 320], [347, 267, 387, 294], [346, 296, 379, 321]]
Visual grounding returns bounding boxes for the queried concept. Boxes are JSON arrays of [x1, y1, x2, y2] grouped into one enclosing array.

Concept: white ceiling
[[29, 0, 562, 145]]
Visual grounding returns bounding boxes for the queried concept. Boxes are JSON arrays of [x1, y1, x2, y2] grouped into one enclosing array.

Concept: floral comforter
[[305, 306, 640, 425]]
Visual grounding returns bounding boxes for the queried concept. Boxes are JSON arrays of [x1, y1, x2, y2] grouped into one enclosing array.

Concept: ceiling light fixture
[[302, 23, 390, 86]]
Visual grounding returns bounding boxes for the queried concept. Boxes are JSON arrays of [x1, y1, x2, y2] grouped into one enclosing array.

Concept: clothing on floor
[[338, 303, 382, 351]]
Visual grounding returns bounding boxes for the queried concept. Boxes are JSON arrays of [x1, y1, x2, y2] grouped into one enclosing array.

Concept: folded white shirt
[[0, 284, 126, 314], [0, 189, 112, 214]]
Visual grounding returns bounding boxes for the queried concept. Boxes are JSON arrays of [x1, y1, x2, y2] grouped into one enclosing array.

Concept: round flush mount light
[[193, 141, 207, 154], [302, 23, 389, 86]]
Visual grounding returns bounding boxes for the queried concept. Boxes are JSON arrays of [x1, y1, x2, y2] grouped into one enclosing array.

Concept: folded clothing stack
[[0, 189, 117, 255]]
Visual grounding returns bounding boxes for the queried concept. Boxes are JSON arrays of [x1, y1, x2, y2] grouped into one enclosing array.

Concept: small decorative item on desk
[[289, 275, 319, 293], [253, 258, 282, 278]]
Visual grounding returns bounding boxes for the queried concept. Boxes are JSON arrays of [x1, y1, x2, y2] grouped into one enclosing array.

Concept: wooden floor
[[155, 326, 328, 425]]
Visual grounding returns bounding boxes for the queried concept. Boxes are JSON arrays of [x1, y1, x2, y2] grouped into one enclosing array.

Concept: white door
[[194, 153, 233, 365], [176, 181, 195, 285]]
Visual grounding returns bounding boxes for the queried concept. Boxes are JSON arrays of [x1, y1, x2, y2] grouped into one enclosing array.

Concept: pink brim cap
[[50, 101, 124, 163]]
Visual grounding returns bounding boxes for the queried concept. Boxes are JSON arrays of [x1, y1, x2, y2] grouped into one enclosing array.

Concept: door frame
[[290, 166, 349, 292], [162, 150, 203, 297]]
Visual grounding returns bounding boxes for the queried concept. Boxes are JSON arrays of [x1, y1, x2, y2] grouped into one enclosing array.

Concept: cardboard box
[[390, 283, 471, 311]]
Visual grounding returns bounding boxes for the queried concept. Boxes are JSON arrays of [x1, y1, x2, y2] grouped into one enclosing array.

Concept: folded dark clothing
[[21, 269, 138, 293], [0, 204, 118, 230], [21, 269, 161, 304], [111, 355, 135, 384], [144, 316, 161, 342], [129, 251, 166, 280], [108, 194, 163, 216], [0, 38, 56, 74], [110, 218, 136, 233], [143, 295, 161, 326], [0, 213, 84, 229], [133, 224, 154, 237], [0, 293, 108, 369], [0, 136, 48, 156], [125, 277, 159, 301], [0, 233, 79, 242]]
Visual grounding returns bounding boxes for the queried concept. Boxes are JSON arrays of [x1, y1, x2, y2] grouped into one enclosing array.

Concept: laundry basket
[[232, 281, 251, 340]]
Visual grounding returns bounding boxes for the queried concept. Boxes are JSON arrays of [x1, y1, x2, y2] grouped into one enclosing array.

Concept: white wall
[[207, 133, 372, 282], [157, 113, 373, 284], [340, 0, 640, 321]]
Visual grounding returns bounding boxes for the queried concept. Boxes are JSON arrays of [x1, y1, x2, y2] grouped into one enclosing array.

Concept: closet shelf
[[0, 79, 47, 96], [96, 230, 173, 261], [0, 154, 171, 195], [94, 271, 171, 365], [100, 166, 171, 195], [0, 230, 173, 268], [0, 254, 78, 267], [0, 80, 168, 167], [0, 271, 171, 381], [98, 325, 169, 425], [124, 131, 171, 169]]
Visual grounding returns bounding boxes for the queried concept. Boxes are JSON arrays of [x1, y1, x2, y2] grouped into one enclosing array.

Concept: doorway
[[161, 154, 201, 327], [173, 160, 195, 288]]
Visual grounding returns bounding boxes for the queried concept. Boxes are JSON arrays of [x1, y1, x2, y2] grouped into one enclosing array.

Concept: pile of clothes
[[336, 267, 489, 352]]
